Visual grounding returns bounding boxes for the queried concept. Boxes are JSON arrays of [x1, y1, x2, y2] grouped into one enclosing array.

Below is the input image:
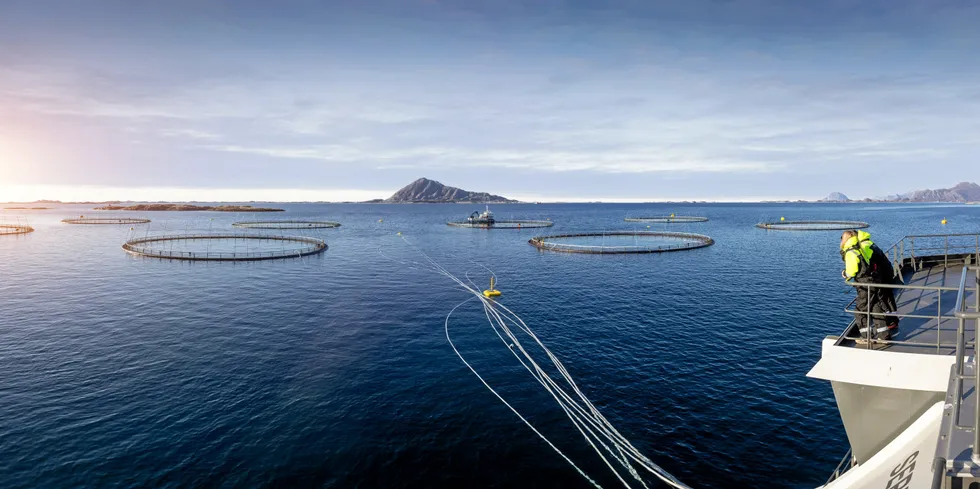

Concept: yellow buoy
[[378, 219, 383, 223], [670, 213, 675, 217], [942, 218, 948, 225], [780, 216, 785, 221], [397, 232, 402, 236], [483, 276, 501, 298]]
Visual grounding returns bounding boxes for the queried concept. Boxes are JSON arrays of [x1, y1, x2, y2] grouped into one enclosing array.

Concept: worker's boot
[[857, 325, 890, 343]]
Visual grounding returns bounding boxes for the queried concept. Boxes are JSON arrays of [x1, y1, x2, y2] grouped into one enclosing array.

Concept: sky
[[1, 0, 978, 202]]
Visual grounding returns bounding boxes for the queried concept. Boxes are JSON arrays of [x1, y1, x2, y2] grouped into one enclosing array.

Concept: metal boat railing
[[825, 449, 854, 484], [929, 266, 980, 489], [950, 265, 980, 461], [882, 233, 980, 273], [839, 233, 980, 351]]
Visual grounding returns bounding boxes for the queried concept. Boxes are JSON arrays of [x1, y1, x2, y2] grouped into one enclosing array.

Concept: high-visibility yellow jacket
[[842, 230, 874, 279]]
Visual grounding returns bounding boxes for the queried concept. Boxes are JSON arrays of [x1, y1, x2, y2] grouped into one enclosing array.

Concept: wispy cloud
[[204, 143, 775, 174], [161, 129, 220, 140], [1, 0, 979, 199]]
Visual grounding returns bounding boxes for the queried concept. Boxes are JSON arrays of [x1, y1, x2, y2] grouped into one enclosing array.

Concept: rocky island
[[95, 204, 284, 212], [820, 192, 850, 202], [379, 177, 517, 203]]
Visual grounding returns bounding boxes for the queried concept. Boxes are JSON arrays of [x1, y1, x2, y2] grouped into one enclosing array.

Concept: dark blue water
[[1, 203, 978, 488]]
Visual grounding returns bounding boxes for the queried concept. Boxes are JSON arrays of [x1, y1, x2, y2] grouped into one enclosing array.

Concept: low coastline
[[95, 204, 285, 212]]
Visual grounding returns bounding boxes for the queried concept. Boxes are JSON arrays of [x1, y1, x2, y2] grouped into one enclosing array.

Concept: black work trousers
[[854, 283, 899, 331]]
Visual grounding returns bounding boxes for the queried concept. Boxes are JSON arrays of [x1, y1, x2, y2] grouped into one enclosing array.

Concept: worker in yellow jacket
[[840, 230, 899, 342]]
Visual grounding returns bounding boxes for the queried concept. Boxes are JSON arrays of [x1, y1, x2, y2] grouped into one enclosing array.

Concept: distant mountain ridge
[[383, 178, 516, 203], [896, 182, 980, 203], [817, 182, 980, 203]]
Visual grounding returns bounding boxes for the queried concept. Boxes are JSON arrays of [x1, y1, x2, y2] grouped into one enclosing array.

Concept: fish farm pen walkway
[[122, 234, 327, 261], [0, 224, 34, 235], [448, 220, 554, 229], [63, 217, 152, 225]]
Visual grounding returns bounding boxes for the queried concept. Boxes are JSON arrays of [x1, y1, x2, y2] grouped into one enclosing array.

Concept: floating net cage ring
[[528, 231, 714, 254], [122, 234, 328, 261], [0, 224, 34, 235], [62, 217, 151, 225], [756, 220, 870, 231], [624, 216, 709, 223], [232, 220, 341, 229], [447, 220, 555, 229]]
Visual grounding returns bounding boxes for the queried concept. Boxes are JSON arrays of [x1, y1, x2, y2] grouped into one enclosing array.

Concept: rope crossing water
[[396, 237, 691, 489]]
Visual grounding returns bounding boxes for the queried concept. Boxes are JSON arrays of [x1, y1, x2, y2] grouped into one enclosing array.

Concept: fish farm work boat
[[447, 206, 553, 229], [469, 206, 495, 225], [809, 233, 980, 489]]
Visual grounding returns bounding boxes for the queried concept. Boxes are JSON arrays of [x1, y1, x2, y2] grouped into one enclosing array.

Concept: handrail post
[[974, 314, 980, 463], [867, 284, 873, 349], [911, 237, 918, 270], [893, 245, 899, 277], [945, 236, 949, 268], [931, 456, 946, 489], [956, 316, 965, 376], [939, 292, 944, 354]]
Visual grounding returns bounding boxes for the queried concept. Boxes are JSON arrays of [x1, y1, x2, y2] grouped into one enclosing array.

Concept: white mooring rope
[[391, 237, 691, 489]]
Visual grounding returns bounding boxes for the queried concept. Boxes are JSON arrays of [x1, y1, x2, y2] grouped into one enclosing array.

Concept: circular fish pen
[[528, 231, 714, 254], [0, 224, 34, 235], [448, 220, 554, 229], [122, 234, 327, 261], [756, 220, 869, 231], [624, 216, 708, 223], [232, 220, 341, 229], [62, 217, 151, 225]]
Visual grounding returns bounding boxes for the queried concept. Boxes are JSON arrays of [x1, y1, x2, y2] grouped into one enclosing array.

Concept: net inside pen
[[624, 216, 708, 223], [122, 234, 327, 261], [756, 221, 869, 231], [62, 217, 151, 224], [232, 221, 341, 229], [529, 232, 714, 254]]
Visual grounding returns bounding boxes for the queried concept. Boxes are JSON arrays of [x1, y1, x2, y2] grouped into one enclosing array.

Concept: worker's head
[[840, 230, 858, 248]]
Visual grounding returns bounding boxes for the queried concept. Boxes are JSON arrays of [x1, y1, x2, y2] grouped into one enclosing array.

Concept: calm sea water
[[1, 202, 978, 489]]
